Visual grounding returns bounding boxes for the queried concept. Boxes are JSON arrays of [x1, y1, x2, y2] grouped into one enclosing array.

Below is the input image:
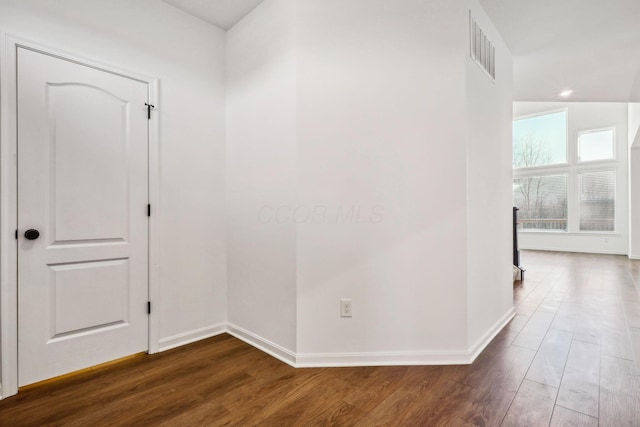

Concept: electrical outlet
[[341, 299, 352, 317]]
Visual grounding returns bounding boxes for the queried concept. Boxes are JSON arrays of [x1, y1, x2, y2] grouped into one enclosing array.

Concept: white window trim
[[576, 127, 617, 164], [577, 168, 617, 234], [513, 108, 569, 171], [514, 109, 620, 235], [514, 172, 569, 233]]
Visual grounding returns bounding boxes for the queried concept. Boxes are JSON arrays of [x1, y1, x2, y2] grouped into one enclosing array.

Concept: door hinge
[[15, 229, 18, 240], [147, 301, 151, 314], [147, 204, 151, 217], [145, 103, 155, 120]]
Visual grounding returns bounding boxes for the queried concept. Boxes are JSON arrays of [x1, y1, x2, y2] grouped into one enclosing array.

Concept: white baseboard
[[295, 349, 471, 367], [467, 307, 516, 363], [156, 312, 515, 368], [158, 322, 226, 352], [295, 308, 515, 367], [521, 246, 626, 255], [226, 323, 296, 367], [226, 326, 476, 367]]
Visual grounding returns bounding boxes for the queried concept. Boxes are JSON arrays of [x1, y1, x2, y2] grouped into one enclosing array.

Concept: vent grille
[[469, 13, 495, 81]]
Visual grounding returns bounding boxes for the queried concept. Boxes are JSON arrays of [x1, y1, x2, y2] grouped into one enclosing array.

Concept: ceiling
[[161, 0, 264, 30], [479, 0, 640, 102], [161, 0, 639, 102]]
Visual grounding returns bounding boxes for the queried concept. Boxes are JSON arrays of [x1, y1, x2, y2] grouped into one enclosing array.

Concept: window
[[578, 129, 614, 162], [513, 110, 570, 231], [514, 174, 567, 231], [513, 110, 567, 168], [513, 110, 618, 234], [579, 170, 615, 231]]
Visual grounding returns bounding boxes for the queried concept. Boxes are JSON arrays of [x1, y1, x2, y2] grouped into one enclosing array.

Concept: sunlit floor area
[[1, 250, 639, 426]]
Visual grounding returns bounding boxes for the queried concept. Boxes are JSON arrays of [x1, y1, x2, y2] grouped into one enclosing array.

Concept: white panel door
[[17, 47, 149, 386]]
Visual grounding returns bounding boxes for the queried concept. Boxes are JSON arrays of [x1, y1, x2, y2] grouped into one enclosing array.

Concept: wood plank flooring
[[1, 250, 640, 426]]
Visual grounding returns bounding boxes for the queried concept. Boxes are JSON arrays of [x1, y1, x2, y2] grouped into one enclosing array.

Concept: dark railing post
[[513, 207, 525, 280], [513, 207, 519, 267]]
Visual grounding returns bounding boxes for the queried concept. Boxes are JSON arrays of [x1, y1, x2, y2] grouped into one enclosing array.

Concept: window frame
[[576, 127, 616, 164], [513, 172, 569, 233], [577, 168, 616, 233], [513, 109, 620, 235], [513, 108, 569, 171]]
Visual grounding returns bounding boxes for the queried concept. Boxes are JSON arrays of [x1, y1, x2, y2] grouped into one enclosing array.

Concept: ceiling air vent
[[469, 13, 495, 82]]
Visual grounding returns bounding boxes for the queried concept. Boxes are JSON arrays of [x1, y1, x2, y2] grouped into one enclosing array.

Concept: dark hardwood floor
[[1, 250, 640, 426]]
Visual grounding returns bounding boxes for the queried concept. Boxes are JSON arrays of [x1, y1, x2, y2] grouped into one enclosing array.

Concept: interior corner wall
[[0, 0, 227, 347], [225, 0, 297, 352], [465, 0, 514, 349], [628, 103, 640, 258], [295, 0, 470, 357], [514, 102, 629, 255]]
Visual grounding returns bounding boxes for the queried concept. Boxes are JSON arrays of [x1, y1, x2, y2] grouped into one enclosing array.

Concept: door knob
[[24, 229, 40, 240]]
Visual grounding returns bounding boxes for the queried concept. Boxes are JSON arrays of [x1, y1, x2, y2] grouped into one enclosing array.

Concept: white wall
[[295, 0, 471, 356], [225, 0, 513, 363], [628, 103, 640, 258], [0, 0, 227, 348], [514, 102, 629, 255], [465, 0, 514, 349], [226, 0, 297, 352]]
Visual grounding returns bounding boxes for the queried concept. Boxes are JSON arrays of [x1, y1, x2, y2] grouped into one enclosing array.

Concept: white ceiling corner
[[161, 0, 264, 30]]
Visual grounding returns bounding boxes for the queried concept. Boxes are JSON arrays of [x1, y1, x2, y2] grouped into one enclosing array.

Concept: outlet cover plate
[[341, 299, 352, 317]]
